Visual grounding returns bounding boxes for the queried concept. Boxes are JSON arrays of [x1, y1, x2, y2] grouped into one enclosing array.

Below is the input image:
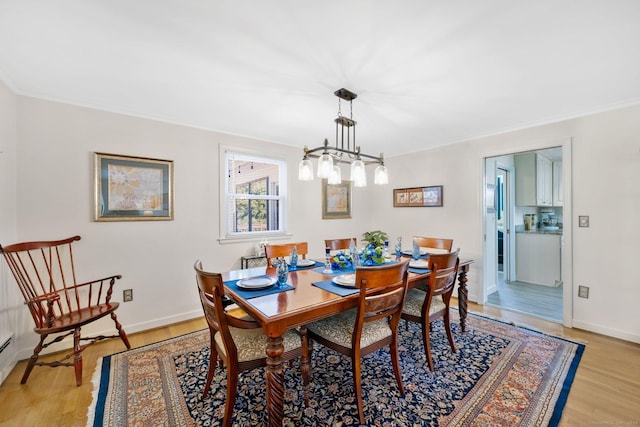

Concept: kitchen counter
[[515, 226, 562, 235]]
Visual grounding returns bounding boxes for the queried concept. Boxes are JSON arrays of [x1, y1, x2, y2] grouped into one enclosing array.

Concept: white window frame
[[219, 146, 288, 242]]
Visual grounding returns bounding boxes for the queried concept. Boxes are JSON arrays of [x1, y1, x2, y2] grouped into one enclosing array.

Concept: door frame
[[480, 138, 573, 328]]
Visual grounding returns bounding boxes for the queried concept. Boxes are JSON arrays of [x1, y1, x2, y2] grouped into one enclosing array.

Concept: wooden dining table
[[221, 257, 473, 427]]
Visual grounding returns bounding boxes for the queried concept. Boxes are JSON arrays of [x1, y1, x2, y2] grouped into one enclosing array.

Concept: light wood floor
[[0, 301, 638, 426]]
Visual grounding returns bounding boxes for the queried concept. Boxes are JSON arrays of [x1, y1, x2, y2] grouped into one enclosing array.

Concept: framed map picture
[[94, 152, 174, 221]]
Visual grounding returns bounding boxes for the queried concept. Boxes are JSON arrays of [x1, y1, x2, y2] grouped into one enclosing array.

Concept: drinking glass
[[412, 240, 421, 261], [276, 258, 288, 287], [395, 236, 402, 256]]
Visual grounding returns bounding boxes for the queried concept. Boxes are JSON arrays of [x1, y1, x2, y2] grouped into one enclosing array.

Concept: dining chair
[[0, 235, 130, 386], [194, 261, 309, 427], [412, 236, 454, 254], [264, 242, 308, 266], [324, 238, 357, 252], [305, 260, 410, 424], [401, 250, 460, 371]]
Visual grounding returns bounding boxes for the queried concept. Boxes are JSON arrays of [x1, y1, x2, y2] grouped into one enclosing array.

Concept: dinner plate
[[237, 276, 276, 290], [409, 260, 429, 269], [402, 248, 428, 256], [294, 259, 315, 267], [333, 273, 356, 288]]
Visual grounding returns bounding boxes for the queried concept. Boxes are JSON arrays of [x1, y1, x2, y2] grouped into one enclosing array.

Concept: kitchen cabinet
[[553, 160, 563, 206], [516, 232, 561, 286], [515, 152, 552, 206]]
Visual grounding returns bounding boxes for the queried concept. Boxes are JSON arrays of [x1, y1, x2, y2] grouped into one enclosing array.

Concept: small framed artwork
[[94, 152, 174, 221], [322, 179, 352, 219], [394, 185, 443, 207]]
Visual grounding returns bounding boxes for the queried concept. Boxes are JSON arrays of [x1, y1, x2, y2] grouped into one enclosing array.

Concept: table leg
[[266, 336, 285, 427], [299, 325, 311, 406], [457, 268, 469, 332]]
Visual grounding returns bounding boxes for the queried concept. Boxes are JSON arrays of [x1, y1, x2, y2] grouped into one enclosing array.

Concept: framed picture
[[322, 179, 352, 219], [94, 152, 174, 221], [394, 185, 443, 207]]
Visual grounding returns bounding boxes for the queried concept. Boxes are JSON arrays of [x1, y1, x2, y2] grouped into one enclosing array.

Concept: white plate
[[409, 260, 429, 269], [237, 276, 277, 290], [333, 273, 356, 288], [402, 248, 428, 256], [294, 259, 315, 267]]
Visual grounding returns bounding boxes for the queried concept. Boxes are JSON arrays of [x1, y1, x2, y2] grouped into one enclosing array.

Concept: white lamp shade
[[374, 164, 389, 185], [328, 165, 342, 184], [351, 160, 367, 187], [298, 158, 314, 181], [317, 154, 333, 178]]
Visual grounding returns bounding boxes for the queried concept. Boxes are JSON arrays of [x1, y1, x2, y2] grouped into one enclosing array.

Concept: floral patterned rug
[[88, 312, 584, 426]]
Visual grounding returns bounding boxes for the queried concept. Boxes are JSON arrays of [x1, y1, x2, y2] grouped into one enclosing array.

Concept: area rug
[[88, 312, 584, 426]]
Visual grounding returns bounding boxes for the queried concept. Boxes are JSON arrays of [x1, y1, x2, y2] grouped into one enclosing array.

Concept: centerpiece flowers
[[360, 244, 385, 266], [331, 251, 353, 270]]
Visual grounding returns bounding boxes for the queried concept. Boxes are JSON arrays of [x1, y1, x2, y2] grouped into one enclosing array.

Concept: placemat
[[224, 276, 294, 299], [312, 279, 360, 296], [408, 267, 430, 275]]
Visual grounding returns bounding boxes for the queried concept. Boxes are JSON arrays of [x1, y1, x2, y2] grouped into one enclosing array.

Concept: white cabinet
[[515, 153, 553, 206], [515, 233, 561, 286], [553, 161, 563, 206]]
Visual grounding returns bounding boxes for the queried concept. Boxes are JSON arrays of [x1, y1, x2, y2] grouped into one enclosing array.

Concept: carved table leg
[[266, 336, 285, 427], [299, 325, 311, 406], [457, 269, 469, 333]]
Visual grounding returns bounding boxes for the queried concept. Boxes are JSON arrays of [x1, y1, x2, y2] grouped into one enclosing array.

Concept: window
[[223, 150, 287, 238]]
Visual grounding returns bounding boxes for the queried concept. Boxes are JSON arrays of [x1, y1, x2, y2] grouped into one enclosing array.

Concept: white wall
[[0, 79, 18, 383], [373, 105, 640, 343]]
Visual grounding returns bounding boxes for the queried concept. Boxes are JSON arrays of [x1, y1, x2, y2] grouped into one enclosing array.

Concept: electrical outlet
[[123, 289, 133, 302], [578, 286, 589, 298], [578, 216, 589, 227]]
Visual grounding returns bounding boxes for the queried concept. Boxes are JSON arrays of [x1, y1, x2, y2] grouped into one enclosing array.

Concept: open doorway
[[483, 147, 565, 323]]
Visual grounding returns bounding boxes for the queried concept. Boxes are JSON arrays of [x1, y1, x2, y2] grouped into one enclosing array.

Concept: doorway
[[482, 146, 568, 324]]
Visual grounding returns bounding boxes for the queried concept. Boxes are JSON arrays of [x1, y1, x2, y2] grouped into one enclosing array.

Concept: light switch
[[578, 216, 589, 227]]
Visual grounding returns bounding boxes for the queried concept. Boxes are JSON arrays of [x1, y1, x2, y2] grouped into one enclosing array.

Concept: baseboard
[[571, 319, 640, 344], [14, 309, 204, 361]]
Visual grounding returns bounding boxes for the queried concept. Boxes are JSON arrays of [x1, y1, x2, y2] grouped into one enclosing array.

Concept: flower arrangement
[[360, 244, 385, 266], [330, 251, 353, 270]]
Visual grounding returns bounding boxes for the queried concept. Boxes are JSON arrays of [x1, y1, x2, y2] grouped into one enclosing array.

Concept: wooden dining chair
[[401, 250, 460, 371], [324, 238, 357, 252], [305, 260, 410, 424], [0, 235, 130, 386], [264, 242, 308, 266], [194, 261, 309, 427], [412, 236, 454, 254]]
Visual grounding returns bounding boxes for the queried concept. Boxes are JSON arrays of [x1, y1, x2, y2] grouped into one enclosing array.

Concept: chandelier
[[298, 88, 388, 187]]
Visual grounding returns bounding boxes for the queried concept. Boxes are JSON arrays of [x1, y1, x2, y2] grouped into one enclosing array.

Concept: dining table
[[221, 257, 473, 427]]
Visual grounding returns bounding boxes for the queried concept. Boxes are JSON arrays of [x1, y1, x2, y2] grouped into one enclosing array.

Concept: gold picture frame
[[322, 179, 352, 219], [94, 152, 174, 221]]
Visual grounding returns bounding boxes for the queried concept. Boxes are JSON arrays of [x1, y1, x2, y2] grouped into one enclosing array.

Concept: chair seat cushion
[[402, 289, 445, 317], [215, 327, 301, 362], [306, 308, 392, 348]]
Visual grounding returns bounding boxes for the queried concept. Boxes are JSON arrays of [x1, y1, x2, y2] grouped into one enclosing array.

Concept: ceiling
[[1, 1, 639, 158]]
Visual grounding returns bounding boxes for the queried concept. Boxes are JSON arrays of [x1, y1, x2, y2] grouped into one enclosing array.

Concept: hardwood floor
[[0, 302, 638, 426]]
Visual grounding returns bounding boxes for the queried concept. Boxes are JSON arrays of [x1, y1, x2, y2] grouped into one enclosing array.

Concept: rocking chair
[[0, 235, 130, 386]]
